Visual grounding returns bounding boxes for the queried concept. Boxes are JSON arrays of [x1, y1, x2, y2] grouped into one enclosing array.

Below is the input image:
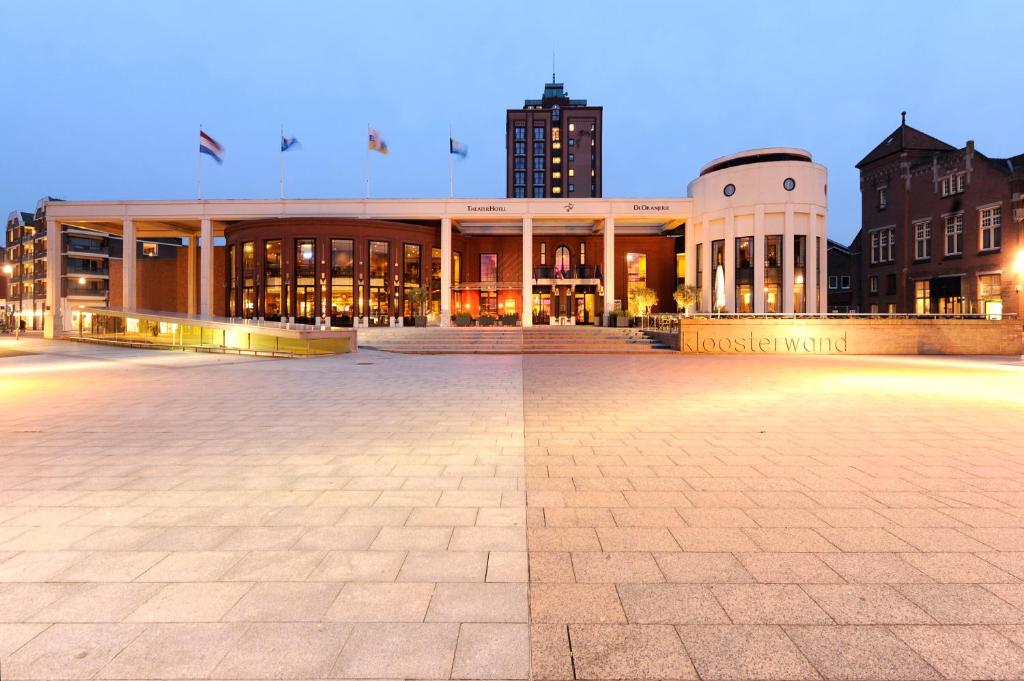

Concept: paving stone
[[676, 624, 819, 680], [786, 625, 940, 680], [572, 551, 665, 583], [126, 582, 252, 622], [654, 552, 755, 583], [569, 623, 697, 679], [332, 622, 459, 678], [737, 552, 845, 583], [3, 623, 146, 680], [324, 582, 434, 622], [892, 625, 1024, 680], [710, 584, 834, 624], [530, 583, 627, 623], [95, 622, 248, 679], [426, 582, 528, 622], [213, 622, 353, 679], [224, 581, 342, 622], [896, 583, 1024, 624], [802, 584, 935, 624], [397, 550, 488, 582], [452, 622, 529, 679], [618, 584, 730, 624]]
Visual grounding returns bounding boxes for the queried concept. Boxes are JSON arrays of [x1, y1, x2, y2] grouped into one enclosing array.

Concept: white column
[[684, 217, 696, 292], [724, 210, 736, 312], [753, 206, 766, 314], [199, 218, 213, 318], [186, 236, 197, 315], [44, 219, 62, 338], [806, 213, 818, 314], [521, 217, 533, 327], [818, 216, 828, 314], [123, 217, 137, 310], [782, 206, 795, 314], [440, 217, 452, 326], [603, 216, 615, 323], [701, 218, 712, 312]]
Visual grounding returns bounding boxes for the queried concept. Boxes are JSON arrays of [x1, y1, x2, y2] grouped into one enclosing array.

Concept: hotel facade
[[25, 147, 827, 338]]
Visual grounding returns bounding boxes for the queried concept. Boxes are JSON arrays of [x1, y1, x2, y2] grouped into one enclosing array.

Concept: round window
[[783, 178, 796, 191], [723, 184, 736, 197]]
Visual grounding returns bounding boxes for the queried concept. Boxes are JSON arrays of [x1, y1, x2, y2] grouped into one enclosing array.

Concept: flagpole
[[280, 124, 285, 200], [197, 124, 203, 200], [448, 124, 454, 199], [365, 123, 371, 199]]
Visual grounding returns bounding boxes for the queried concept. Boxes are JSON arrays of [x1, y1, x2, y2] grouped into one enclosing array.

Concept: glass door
[[574, 292, 595, 324]]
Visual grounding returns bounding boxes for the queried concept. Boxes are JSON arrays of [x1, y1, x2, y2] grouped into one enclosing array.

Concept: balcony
[[66, 285, 109, 298], [66, 264, 109, 277]]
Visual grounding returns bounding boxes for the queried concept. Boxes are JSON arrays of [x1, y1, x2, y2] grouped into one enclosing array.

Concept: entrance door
[[574, 292, 595, 324], [295, 286, 316, 324]]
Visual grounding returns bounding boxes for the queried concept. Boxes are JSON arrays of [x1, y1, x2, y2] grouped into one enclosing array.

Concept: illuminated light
[[78, 276, 86, 285], [795, 275, 805, 284], [1014, 249, 1024, 274], [126, 317, 139, 333], [2, 265, 12, 275]]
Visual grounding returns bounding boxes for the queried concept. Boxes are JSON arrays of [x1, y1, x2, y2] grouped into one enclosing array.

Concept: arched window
[[554, 245, 571, 277]]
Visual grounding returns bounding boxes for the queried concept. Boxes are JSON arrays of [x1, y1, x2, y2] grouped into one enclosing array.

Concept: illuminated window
[[540, 242, 546, 265], [142, 243, 158, 257], [242, 241, 255, 277], [551, 186, 561, 194], [568, 169, 575, 177], [265, 239, 282, 277], [552, 129, 560, 141], [552, 171, 561, 179], [552, 156, 561, 165], [915, 280, 931, 314], [296, 239, 315, 277], [552, 142, 561, 150], [979, 274, 1002, 318], [626, 253, 647, 313], [568, 123, 575, 132], [554, 246, 571, 277]]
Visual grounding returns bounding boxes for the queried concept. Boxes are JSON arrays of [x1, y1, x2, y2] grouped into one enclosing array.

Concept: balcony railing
[[66, 285, 109, 297], [66, 265, 109, 276]]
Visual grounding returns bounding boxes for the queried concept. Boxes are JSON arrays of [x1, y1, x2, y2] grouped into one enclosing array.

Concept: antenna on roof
[[901, 111, 907, 126], [552, 51, 556, 83]]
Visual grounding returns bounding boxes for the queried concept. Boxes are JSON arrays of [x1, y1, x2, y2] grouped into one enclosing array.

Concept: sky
[[2, 0, 1022, 245]]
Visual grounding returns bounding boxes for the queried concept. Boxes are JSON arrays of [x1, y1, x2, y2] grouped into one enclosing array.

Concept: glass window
[[533, 141, 544, 156], [533, 126, 545, 141], [242, 241, 255, 278], [579, 242, 585, 266], [793, 235, 806, 313], [403, 244, 421, 286], [914, 221, 931, 260], [735, 237, 754, 314], [915, 280, 931, 315], [331, 239, 354, 277], [480, 253, 497, 283], [296, 239, 315, 277], [514, 157, 526, 170], [264, 286, 282, 320], [539, 242, 546, 265], [978, 274, 1002, 317], [227, 245, 237, 317], [980, 206, 1001, 251], [869, 275, 878, 294], [829, 276, 838, 290], [944, 214, 963, 255], [554, 245, 571, 277], [532, 186, 544, 198], [878, 187, 887, 209], [453, 252, 462, 284], [264, 239, 281, 277], [514, 187, 526, 198], [514, 141, 525, 155], [514, 171, 526, 186], [369, 241, 389, 284], [626, 253, 647, 314], [514, 126, 526, 141], [533, 157, 545, 170]]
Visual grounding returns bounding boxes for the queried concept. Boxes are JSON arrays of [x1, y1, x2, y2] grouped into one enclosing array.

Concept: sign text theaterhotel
[[8, 77, 1017, 356]]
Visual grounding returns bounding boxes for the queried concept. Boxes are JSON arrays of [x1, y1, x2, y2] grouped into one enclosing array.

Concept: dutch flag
[[199, 131, 225, 164]]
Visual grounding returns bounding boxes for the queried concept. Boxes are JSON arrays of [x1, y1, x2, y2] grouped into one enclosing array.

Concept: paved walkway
[[0, 338, 1023, 679]]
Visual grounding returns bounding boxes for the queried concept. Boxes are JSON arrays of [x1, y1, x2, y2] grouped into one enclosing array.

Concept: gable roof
[[856, 124, 956, 169]]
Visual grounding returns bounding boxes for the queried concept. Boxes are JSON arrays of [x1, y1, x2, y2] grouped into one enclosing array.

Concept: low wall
[[679, 317, 1023, 356]]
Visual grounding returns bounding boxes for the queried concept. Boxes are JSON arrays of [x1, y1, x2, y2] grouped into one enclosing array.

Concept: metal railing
[[632, 311, 1020, 333]]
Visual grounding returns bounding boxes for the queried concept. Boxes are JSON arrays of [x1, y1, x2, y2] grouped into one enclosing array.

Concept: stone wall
[[680, 317, 1023, 356]]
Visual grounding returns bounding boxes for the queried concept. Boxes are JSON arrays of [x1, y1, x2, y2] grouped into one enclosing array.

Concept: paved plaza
[[0, 337, 1023, 680]]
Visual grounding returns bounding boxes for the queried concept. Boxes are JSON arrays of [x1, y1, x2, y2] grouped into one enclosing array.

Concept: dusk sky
[[3, 0, 1022, 245]]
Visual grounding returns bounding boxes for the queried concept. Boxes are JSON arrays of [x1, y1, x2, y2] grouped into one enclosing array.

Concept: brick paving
[[0, 338, 1023, 679]]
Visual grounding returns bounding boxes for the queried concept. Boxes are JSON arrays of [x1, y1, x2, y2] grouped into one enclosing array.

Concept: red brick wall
[[108, 246, 225, 315]]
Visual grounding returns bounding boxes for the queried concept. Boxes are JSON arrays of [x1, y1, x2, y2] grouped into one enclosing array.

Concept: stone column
[[603, 216, 615, 324], [753, 206, 766, 314], [806, 212, 818, 314], [123, 217, 137, 310], [187, 236, 197, 315], [701, 218, 712, 312], [724, 209, 736, 312], [521, 216, 533, 327], [783, 206, 795, 314], [43, 218, 62, 338], [440, 217, 452, 326], [199, 218, 213, 318]]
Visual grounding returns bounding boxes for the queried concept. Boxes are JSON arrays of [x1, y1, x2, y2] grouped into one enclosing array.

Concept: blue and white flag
[[281, 135, 300, 152], [449, 137, 468, 159], [199, 131, 224, 164]]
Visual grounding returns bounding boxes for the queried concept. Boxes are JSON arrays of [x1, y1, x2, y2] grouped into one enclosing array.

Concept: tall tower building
[[506, 77, 602, 199]]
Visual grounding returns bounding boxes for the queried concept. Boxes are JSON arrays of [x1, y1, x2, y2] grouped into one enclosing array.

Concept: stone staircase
[[358, 326, 674, 355]]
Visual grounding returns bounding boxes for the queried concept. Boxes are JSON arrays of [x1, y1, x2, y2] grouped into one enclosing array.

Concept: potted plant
[[500, 312, 519, 326], [609, 310, 632, 328], [454, 313, 473, 327], [672, 284, 698, 317], [408, 286, 430, 327]]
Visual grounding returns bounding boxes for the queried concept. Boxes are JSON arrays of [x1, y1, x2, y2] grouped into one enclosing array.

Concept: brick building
[[855, 115, 1024, 317], [826, 238, 858, 312], [506, 78, 602, 199]]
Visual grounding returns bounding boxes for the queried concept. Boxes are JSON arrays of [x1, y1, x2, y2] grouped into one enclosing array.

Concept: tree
[[628, 287, 658, 317], [408, 286, 430, 317], [672, 285, 698, 315]]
